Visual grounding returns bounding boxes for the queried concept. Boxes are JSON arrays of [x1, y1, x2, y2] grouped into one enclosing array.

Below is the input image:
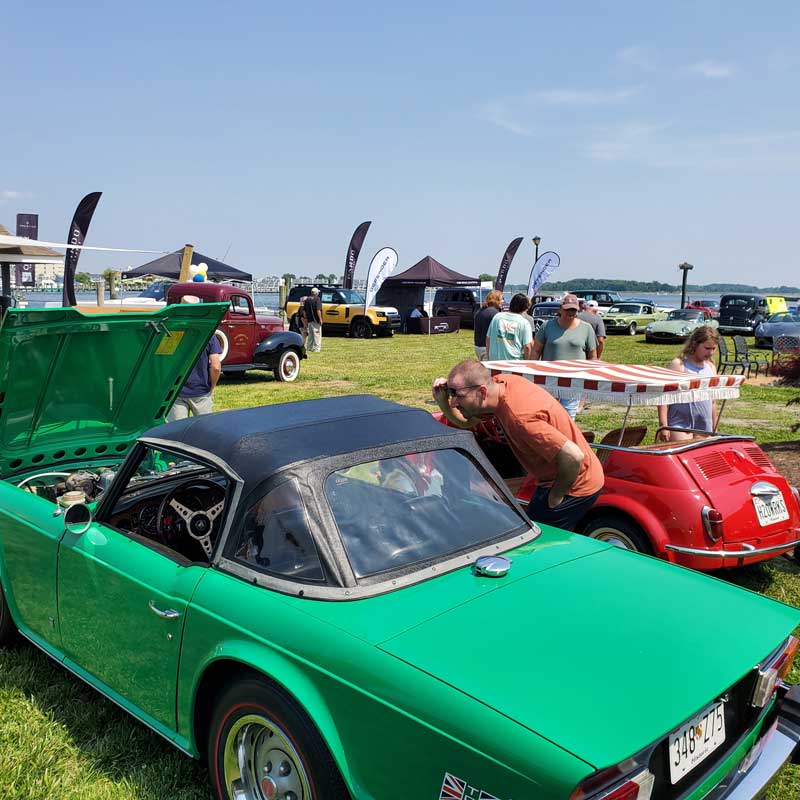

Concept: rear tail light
[[570, 767, 655, 800], [701, 506, 724, 542], [790, 486, 800, 508], [752, 636, 799, 708]]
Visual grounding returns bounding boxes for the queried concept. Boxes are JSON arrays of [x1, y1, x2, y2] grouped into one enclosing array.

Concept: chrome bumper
[[716, 685, 800, 799], [665, 537, 800, 559]]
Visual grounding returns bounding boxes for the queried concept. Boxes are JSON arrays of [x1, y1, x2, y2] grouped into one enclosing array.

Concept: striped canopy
[[483, 360, 744, 406]]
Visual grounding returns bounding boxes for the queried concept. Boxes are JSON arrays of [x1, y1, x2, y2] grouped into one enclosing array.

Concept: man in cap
[[531, 293, 597, 418], [578, 299, 606, 358], [304, 287, 323, 352], [167, 295, 223, 420], [432, 360, 603, 531]]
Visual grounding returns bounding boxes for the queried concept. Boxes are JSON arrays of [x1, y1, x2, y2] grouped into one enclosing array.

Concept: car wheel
[[583, 514, 653, 554], [208, 677, 349, 800], [350, 319, 373, 338], [627, 322, 637, 336], [274, 349, 301, 382], [0, 581, 18, 647]]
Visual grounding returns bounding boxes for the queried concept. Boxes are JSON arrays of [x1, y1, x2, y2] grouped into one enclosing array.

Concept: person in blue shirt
[[167, 296, 223, 421]]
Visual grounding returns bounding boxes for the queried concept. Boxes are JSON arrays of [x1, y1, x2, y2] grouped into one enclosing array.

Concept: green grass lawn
[[1, 329, 798, 799]]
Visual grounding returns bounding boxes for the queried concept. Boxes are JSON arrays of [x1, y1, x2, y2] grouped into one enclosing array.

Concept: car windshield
[[769, 312, 800, 323], [721, 296, 756, 308], [325, 449, 528, 578], [699, 300, 719, 308], [336, 289, 365, 304], [608, 304, 641, 314], [668, 310, 701, 320]]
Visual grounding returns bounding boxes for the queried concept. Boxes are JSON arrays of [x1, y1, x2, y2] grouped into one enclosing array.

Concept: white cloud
[[526, 87, 642, 107], [584, 122, 669, 162], [478, 102, 531, 136], [0, 190, 24, 202], [616, 45, 658, 71], [687, 60, 737, 79]]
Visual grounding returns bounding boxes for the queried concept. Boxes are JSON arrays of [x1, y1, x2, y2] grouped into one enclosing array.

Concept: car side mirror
[[62, 503, 93, 535]]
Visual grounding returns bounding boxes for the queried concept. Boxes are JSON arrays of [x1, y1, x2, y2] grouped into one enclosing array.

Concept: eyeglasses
[[446, 384, 483, 398]]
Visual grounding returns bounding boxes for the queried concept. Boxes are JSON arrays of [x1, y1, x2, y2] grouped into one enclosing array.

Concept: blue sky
[[2, 1, 799, 287]]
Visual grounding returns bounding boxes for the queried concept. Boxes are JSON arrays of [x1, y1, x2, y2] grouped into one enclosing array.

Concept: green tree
[[328, 273, 338, 284], [102, 268, 121, 299], [315, 273, 328, 282], [75, 272, 93, 287], [281, 273, 296, 287], [479, 273, 495, 283]]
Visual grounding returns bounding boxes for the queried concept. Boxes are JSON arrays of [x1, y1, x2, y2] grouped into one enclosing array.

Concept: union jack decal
[[440, 773, 466, 799], [439, 772, 500, 800]]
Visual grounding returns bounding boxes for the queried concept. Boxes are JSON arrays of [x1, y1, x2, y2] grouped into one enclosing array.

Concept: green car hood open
[[373, 542, 800, 768], [0, 303, 227, 476]]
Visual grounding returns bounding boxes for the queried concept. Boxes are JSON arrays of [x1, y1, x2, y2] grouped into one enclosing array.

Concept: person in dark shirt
[[167, 296, 223, 420], [304, 288, 323, 352], [473, 289, 502, 360]]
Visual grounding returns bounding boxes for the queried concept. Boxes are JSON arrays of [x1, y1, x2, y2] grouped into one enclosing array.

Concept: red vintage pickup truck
[[167, 283, 306, 381]]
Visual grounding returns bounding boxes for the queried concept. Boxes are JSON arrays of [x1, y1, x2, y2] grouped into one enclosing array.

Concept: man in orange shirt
[[433, 360, 603, 531]]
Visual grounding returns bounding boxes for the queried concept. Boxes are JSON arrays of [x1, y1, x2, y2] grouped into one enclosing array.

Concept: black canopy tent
[[122, 250, 253, 282], [376, 256, 479, 329]]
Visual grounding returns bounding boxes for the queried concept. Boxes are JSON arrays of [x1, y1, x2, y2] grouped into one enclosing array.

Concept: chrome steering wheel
[[156, 478, 226, 559]]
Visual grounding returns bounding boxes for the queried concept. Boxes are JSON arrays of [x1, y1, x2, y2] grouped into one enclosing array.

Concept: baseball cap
[[561, 293, 579, 310], [586, 300, 599, 309]]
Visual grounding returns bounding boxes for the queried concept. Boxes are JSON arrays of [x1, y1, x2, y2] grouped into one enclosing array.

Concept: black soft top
[[142, 395, 465, 483]]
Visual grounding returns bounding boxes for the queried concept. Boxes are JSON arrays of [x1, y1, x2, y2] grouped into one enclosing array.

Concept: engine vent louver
[[693, 452, 733, 480], [744, 446, 773, 470]]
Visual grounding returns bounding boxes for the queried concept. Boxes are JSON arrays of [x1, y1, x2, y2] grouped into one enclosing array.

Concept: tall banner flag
[[343, 221, 372, 289], [527, 251, 561, 298], [15, 213, 38, 287], [62, 191, 102, 306], [363, 247, 398, 321], [494, 236, 523, 292]]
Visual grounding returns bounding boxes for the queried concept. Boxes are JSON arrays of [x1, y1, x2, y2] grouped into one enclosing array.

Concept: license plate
[[669, 701, 726, 784], [752, 494, 790, 527]]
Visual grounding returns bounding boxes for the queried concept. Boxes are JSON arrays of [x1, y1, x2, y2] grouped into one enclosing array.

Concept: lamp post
[[533, 236, 541, 263], [678, 262, 694, 309]]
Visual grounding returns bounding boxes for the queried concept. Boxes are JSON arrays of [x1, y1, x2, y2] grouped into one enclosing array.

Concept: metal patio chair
[[732, 335, 769, 378], [717, 336, 747, 375]]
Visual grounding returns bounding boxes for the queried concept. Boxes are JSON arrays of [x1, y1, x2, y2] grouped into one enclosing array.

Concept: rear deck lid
[[0, 303, 227, 476], [680, 442, 800, 542], [378, 546, 800, 768]]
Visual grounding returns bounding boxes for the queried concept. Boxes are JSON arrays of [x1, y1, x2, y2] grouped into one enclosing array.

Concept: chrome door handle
[[148, 600, 181, 620]]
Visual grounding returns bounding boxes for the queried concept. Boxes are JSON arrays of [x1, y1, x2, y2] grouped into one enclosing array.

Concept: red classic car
[[686, 299, 721, 318], [441, 360, 800, 571]]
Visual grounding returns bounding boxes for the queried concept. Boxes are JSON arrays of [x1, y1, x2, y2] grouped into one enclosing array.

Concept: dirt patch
[[762, 441, 800, 486]]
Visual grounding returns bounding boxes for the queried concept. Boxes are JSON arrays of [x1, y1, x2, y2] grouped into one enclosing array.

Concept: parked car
[[754, 312, 800, 349], [531, 300, 561, 330], [2, 323, 800, 800], [431, 287, 484, 328], [686, 299, 721, 318], [571, 289, 623, 310], [602, 302, 664, 335], [464, 359, 800, 571], [718, 294, 771, 335], [167, 283, 305, 382], [645, 308, 718, 343], [285, 284, 400, 338]]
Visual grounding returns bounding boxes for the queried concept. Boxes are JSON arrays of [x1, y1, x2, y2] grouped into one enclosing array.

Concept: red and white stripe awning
[[483, 360, 744, 406]]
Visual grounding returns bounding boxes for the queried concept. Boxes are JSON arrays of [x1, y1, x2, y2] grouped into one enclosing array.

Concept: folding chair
[[717, 336, 746, 375], [732, 335, 768, 378]]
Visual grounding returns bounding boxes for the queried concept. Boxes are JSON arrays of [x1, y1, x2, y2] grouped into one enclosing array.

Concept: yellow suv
[[286, 285, 401, 338]]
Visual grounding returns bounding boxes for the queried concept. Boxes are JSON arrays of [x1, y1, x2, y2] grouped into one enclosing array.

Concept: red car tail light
[[752, 636, 799, 708], [569, 767, 655, 800], [701, 506, 724, 542]]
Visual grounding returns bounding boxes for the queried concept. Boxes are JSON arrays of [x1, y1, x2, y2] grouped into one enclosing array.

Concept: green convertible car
[[1, 305, 800, 800], [602, 302, 665, 335]]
